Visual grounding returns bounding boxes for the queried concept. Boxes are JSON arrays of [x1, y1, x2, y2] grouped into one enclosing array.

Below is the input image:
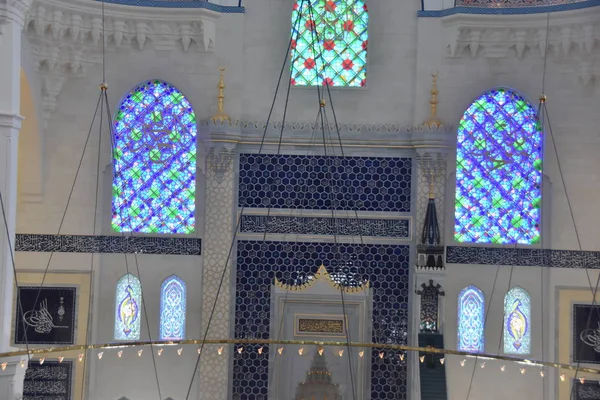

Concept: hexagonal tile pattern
[[233, 240, 409, 400], [238, 154, 413, 212]]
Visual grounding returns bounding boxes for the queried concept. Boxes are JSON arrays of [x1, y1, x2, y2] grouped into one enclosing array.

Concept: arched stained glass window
[[112, 80, 197, 234], [114, 273, 142, 341], [291, 0, 368, 87], [455, 88, 542, 244], [504, 286, 531, 355], [159, 275, 187, 340], [458, 285, 485, 352]]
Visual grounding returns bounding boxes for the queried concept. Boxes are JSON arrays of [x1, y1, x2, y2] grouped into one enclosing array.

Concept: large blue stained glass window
[[503, 286, 531, 355], [159, 275, 187, 340], [114, 273, 142, 341], [455, 88, 543, 245], [291, 0, 369, 87], [112, 80, 197, 234], [458, 285, 485, 352]]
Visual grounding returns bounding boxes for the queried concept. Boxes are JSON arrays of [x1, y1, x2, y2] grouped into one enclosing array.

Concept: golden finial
[[423, 71, 443, 129], [212, 67, 231, 123]]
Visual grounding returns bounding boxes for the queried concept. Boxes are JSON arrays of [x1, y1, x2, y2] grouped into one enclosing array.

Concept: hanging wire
[[182, 1, 308, 398], [79, 87, 105, 400]]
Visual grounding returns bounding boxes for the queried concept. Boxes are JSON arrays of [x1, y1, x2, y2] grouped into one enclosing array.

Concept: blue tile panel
[[238, 154, 413, 212], [419, 0, 599, 15], [234, 240, 410, 400], [98, 0, 245, 12], [446, 246, 600, 268], [240, 215, 410, 238], [15, 234, 201, 255]]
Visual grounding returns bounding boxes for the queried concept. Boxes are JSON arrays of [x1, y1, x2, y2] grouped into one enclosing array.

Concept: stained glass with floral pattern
[[114, 273, 142, 341], [455, 88, 542, 244], [504, 286, 531, 355], [290, 0, 368, 87], [112, 80, 197, 234], [458, 285, 485, 352], [160, 275, 186, 340]]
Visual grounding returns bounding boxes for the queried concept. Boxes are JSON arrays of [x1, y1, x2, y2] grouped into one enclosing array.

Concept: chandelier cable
[[182, 2, 307, 398]]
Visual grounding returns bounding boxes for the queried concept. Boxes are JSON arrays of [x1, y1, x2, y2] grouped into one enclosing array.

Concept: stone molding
[[25, 0, 223, 126], [441, 6, 600, 82], [203, 119, 455, 151]]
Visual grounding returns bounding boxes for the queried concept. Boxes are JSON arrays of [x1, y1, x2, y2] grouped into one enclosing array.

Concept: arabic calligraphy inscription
[[23, 361, 73, 400], [298, 318, 344, 334], [574, 304, 600, 364], [15, 287, 76, 345]]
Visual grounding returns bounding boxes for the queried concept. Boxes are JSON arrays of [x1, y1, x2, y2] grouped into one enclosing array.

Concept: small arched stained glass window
[[159, 275, 187, 340], [291, 0, 369, 87], [503, 286, 531, 355], [455, 88, 542, 244], [458, 285, 485, 352], [112, 80, 197, 234], [114, 273, 142, 341]]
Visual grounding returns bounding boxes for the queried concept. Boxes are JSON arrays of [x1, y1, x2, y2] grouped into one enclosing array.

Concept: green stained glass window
[[291, 0, 368, 87], [112, 80, 197, 234], [455, 88, 543, 244]]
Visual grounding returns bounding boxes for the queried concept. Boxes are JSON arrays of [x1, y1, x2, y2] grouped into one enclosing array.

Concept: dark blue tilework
[[15, 234, 201, 255], [446, 246, 600, 268], [240, 215, 410, 238], [238, 154, 412, 212], [233, 240, 410, 400]]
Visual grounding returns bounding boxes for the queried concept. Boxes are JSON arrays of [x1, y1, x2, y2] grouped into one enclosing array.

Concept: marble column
[[199, 141, 237, 400], [0, 1, 32, 399]]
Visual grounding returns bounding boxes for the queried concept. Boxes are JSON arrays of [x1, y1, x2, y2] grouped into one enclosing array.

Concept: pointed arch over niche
[[114, 273, 142, 341], [457, 285, 485, 352], [112, 80, 197, 234], [454, 88, 542, 245], [290, 0, 369, 87], [503, 286, 531, 355], [160, 275, 187, 340]]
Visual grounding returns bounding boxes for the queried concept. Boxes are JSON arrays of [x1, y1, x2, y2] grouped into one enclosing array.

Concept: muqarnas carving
[[15, 286, 76, 345]]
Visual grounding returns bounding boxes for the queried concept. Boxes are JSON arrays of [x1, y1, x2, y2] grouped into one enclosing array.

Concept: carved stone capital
[[0, 0, 33, 28], [416, 152, 447, 177]]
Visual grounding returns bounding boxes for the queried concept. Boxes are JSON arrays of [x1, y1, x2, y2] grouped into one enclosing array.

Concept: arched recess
[[290, 0, 369, 87], [159, 275, 186, 340], [457, 285, 485, 352], [17, 69, 44, 202], [114, 273, 142, 341], [111, 79, 197, 234], [503, 286, 531, 355], [416, 280, 445, 333], [454, 88, 543, 245]]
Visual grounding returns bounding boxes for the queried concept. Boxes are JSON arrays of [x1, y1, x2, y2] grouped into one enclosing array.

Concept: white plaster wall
[[13, 1, 600, 399], [414, 11, 600, 400]]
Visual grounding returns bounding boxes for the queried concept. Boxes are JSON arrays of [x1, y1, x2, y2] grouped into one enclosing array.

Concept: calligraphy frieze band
[[447, 246, 600, 269], [15, 286, 77, 345], [298, 318, 344, 334], [15, 234, 201, 255], [23, 360, 73, 400], [241, 215, 410, 238]]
